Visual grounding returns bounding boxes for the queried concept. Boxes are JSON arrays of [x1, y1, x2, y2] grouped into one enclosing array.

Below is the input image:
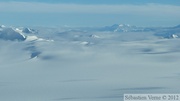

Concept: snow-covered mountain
[[0, 27, 26, 41], [97, 24, 180, 39], [154, 24, 180, 39], [0, 25, 52, 42], [101, 24, 138, 32], [0, 25, 6, 28], [100, 24, 158, 32], [16, 27, 38, 34]]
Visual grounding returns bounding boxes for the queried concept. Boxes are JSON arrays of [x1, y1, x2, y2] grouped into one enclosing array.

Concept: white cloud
[[0, 2, 180, 16], [0, 2, 180, 21]]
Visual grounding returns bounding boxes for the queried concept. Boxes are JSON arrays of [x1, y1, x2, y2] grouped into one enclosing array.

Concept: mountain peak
[[118, 24, 130, 27], [111, 24, 131, 28], [0, 25, 6, 28], [0, 27, 26, 41]]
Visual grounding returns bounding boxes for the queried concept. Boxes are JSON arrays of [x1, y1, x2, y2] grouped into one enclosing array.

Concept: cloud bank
[[0, 2, 180, 16]]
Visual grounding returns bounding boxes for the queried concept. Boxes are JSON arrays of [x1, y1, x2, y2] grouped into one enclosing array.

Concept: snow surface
[[0, 24, 180, 101]]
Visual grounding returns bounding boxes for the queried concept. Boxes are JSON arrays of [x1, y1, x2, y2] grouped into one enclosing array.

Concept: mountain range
[[0, 24, 180, 41]]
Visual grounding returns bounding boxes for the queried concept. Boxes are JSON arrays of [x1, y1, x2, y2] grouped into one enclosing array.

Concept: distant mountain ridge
[[100, 24, 160, 32], [0, 24, 180, 41], [99, 24, 180, 39]]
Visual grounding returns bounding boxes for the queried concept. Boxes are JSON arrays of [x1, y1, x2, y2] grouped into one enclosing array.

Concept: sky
[[0, 0, 180, 27]]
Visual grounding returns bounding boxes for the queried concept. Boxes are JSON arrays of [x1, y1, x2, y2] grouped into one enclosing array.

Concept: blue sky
[[0, 0, 180, 27], [0, 0, 180, 5]]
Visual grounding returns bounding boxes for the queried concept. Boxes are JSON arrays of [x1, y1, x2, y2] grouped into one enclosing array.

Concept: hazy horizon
[[0, 0, 180, 27]]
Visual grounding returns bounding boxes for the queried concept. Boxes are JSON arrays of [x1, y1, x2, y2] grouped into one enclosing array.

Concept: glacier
[[0, 24, 180, 101]]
